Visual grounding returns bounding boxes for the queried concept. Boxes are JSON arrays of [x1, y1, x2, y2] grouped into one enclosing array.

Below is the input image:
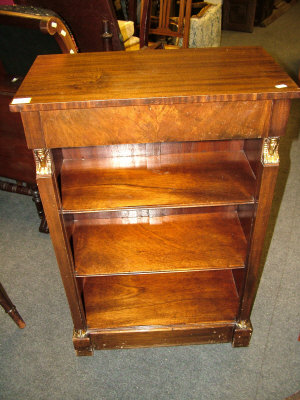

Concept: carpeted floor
[[1, 3, 300, 399]]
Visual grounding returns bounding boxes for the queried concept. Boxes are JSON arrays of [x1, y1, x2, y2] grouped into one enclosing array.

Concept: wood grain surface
[[60, 140, 244, 159], [90, 325, 234, 349], [39, 100, 271, 148], [238, 162, 279, 322], [73, 210, 247, 276], [36, 170, 87, 330], [61, 151, 256, 212], [10, 46, 300, 113], [84, 270, 239, 329]]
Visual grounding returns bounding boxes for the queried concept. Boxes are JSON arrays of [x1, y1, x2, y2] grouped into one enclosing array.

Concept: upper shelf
[[61, 150, 256, 213], [10, 46, 300, 112]]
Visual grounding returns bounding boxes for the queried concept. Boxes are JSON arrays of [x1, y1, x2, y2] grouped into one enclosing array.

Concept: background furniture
[[0, 5, 77, 232], [180, 2, 222, 48], [0, 6, 77, 233], [222, 0, 257, 32], [0, 282, 25, 328], [11, 47, 300, 355], [0, 1, 143, 233], [255, 0, 275, 23], [222, 0, 295, 31], [140, 0, 192, 48], [15, 0, 125, 51]]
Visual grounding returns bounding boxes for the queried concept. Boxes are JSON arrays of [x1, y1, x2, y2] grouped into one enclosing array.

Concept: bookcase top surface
[[10, 46, 300, 112]]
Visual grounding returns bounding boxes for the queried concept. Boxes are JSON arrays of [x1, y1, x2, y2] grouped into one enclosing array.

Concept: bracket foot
[[73, 329, 94, 356], [232, 320, 253, 347]]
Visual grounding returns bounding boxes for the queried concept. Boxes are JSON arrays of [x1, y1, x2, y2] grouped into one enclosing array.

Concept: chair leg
[[0, 282, 26, 329], [0, 179, 32, 196], [0, 179, 49, 233], [31, 185, 49, 234]]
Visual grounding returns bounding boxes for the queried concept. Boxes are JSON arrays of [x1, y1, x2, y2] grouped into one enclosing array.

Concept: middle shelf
[[73, 209, 248, 276]]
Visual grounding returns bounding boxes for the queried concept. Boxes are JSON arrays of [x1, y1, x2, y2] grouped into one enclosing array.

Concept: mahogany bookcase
[[10, 47, 300, 355]]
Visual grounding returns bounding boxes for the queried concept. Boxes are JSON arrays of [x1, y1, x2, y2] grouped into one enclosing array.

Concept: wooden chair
[[0, 5, 77, 232], [0, 282, 25, 328], [126, 0, 137, 25], [140, 0, 192, 48], [15, 0, 125, 52], [15, 0, 145, 51]]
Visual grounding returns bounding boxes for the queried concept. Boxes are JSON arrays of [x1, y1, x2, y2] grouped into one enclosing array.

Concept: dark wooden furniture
[[10, 47, 300, 355], [15, 0, 125, 52], [222, 0, 284, 31], [0, 5, 77, 232], [222, 0, 257, 32], [255, 0, 275, 24], [126, 0, 137, 25], [0, 282, 26, 328]]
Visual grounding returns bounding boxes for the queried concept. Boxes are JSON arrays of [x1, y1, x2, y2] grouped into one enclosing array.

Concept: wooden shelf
[[13, 47, 299, 354], [61, 151, 256, 213], [84, 270, 239, 330], [73, 210, 247, 276]]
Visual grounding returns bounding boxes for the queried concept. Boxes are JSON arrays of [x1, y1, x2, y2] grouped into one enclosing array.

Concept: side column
[[33, 148, 93, 355], [233, 137, 280, 347]]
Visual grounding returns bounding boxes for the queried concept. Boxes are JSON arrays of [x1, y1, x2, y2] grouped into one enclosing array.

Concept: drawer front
[[40, 100, 272, 148]]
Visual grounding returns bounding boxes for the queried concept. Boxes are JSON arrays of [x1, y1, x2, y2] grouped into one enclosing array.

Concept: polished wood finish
[[60, 140, 244, 159], [0, 5, 77, 55], [20, 111, 45, 149], [84, 270, 239, 329], [36, 165, 86, 330], [10, 47, 300, 114], [73, 210, 247, 276], [238, 161, 279, 322], [0, 82, 35, 183], [38, 101, 271, 148], [11, 47, 300, 354], [268, 99, 291, 137], [61, 151, 256, 212]]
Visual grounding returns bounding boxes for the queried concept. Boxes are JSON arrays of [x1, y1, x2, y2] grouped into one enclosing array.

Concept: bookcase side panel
[[33, 149, 87, 331], [237, 140, 279, 324]]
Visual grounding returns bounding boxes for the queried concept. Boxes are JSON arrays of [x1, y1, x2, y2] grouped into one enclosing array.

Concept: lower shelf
[[73, 210, 247, 276], [83, 270, 240, 331]]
